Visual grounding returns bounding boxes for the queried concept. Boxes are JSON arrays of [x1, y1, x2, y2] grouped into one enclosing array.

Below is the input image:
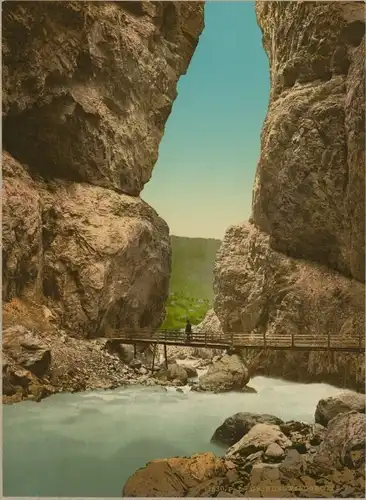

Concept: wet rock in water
[[211, 412, 284, 447], [241, 385, 257, 393], [226, 423, 292, 459], [156, 363, 188, 385], [122, 452, 225, 497], [198, 354, 249, 393], [311, 410, 366, 471], [189, 381, 202, 392], [172, 378, 185, 387], [315, 391, 365, 427]]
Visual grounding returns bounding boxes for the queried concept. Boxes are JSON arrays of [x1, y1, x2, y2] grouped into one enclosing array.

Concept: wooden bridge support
[[151, 344, 162, 374], [164, 344, 168, 369], [151, 344, 156, 374], [133, 343, 137, 357]]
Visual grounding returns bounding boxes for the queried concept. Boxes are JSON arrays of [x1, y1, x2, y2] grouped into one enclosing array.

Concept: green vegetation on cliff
[[162, 236, 221, 330]]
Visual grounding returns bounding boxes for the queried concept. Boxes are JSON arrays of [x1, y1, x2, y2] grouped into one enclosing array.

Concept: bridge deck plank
[[110, 331, 364, 353]]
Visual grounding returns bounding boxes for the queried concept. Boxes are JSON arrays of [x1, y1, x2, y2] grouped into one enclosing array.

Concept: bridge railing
[[231, 332, 365, 350], [116, 329, 228, 346], [155, 330, 228, 345], [115, 329, 365, 351]]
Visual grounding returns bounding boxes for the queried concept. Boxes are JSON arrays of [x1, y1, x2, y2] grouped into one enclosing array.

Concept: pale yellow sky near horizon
[[142, 189, 252, 240]]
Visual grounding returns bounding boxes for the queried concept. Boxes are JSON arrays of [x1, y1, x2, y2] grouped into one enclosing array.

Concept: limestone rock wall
[[3, 1, 203, 195], [2, 1, 204, 338], [213, 1, 365, 390], [253, 1, 365, 282]]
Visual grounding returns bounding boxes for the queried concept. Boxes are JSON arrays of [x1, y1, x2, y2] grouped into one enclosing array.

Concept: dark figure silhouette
[[185, 319, 192, 342]]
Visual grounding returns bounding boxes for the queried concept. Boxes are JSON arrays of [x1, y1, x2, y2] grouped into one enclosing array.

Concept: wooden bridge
[[113, 329, 365, 353]]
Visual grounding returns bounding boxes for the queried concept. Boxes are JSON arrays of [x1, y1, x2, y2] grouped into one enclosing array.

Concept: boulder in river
[[198, 354, 249, 393], [315, 391, 365, 427], [211, 412, 284, 447], [225, 423, 292, 459], [156, 363, 188, 385], [311, 410, 366, 471], [122, 452, 226, 497]]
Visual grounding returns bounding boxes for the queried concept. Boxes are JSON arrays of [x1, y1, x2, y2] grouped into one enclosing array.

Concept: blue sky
[[142, 1, 269, 239]]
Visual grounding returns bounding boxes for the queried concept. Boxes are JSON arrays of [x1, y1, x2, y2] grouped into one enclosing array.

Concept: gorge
[[2, 0, 365, 498]]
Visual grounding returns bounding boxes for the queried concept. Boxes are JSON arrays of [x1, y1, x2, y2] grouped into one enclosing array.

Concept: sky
[[142, 1, 270, 240]]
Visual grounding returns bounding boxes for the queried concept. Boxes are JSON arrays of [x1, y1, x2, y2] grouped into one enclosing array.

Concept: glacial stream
[[3, 376, 343, 497]]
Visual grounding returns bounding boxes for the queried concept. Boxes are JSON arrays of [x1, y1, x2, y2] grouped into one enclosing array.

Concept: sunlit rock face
[[253, 1, 365, 282], [213, 1, 365, 390], [2, 1, 204, 337]]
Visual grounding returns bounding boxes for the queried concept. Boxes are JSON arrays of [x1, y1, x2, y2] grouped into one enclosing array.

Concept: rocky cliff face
[[2, 1, 204, 338], [3, 1, 203, 194], [213, 1, 365, 390], [253, 1, 365, 282]]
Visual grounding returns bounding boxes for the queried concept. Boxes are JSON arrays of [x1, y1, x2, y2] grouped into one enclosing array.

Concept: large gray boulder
[[211, 412, 284, 447], [225, 423, 292, 459], [198, 354, 249, 393], [156, 363, 188, 385], [315, 391, 366, 426], [311, 410, 366, 471]]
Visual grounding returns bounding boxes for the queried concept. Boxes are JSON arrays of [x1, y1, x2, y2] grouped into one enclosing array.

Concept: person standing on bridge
[[185, 319, 192, 343]]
